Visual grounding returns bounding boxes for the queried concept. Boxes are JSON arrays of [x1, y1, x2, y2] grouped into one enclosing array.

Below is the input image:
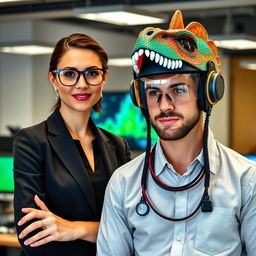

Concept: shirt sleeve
[[240, 166, 256, 255], [97, 171, 134, 256]]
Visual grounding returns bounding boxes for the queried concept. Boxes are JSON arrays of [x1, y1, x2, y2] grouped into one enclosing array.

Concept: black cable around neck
[[203, 106, 212, 190], [141, 114, 151, 190]]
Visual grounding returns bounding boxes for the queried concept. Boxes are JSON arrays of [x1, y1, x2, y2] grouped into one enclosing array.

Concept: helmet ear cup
[[198, 61, 225, 112], [130, 80, 149, 117], [207, 72, 225, 104], [130, 80, 138, 107]]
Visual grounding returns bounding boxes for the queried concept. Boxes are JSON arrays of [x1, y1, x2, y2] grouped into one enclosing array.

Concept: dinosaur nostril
[[146, 31, 154, 36], [162, 34, 168, 40]]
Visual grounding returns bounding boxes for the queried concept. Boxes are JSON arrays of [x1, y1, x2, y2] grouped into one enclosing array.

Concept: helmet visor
[[140, 76, 198, 107]]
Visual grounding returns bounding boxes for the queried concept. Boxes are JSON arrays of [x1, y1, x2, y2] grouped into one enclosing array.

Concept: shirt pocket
[[195, 207, 238, 255]]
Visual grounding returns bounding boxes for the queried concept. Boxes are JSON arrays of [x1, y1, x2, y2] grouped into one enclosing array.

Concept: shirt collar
[[153, 129, 218, 176], [154, 141, 168, 176]]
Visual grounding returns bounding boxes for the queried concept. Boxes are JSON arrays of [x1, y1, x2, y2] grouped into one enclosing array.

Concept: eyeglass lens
[[143, 78, 197, 106], [59, 69, 104, 86]]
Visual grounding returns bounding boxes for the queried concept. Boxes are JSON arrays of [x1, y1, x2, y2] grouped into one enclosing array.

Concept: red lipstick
[[72, 93, 91, 101]]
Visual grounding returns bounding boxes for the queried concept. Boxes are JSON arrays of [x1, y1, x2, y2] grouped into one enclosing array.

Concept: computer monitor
[[0, 155, 14, 201], [91, 91, 158, 151]]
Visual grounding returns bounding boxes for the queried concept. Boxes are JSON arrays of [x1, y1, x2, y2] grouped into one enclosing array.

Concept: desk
[[0, 234, 20, 248]]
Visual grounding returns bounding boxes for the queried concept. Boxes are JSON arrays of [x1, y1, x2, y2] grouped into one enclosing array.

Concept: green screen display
[[0, 156, 14, 192], [92, 92, 158, 150]]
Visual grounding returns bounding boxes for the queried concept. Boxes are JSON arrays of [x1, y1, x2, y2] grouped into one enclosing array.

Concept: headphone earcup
[[207, 72, 224, 104], [130, 81, 139, 107], [198, 62, 225, 112], [130, 80, 149, 117]]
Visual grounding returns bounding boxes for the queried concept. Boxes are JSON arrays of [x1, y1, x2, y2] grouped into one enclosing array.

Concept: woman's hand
[[18, 195, 99, 247]]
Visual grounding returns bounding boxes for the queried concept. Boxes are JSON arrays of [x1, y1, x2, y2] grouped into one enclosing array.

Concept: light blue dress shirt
[[97, 130, 256, 256]]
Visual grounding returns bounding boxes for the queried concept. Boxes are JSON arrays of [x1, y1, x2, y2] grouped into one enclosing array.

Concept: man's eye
[[148, 90, 160, 96], [172, 85, 187, 95], [175, 88, 185, 94]]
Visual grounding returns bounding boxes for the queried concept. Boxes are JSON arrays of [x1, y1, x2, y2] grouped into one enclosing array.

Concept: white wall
[[32, 54, 55, 124], [33, 20, 136, 57], [0, 20, 34, 134], [0, 20, 33, 42], [0, 53, 33, 134]]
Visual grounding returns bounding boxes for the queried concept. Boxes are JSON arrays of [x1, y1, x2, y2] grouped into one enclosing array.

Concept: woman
[[13, 33, 131, 256]]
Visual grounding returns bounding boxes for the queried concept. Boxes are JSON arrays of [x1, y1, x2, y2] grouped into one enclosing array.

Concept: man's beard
[[151, 110, 201, 141]]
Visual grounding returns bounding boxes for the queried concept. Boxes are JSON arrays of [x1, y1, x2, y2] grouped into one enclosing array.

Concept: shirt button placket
[[176, 234, 182, 241], [170, 181, 188, 256]]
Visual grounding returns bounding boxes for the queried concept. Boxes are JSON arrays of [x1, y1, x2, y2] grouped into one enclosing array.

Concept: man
[[97, 10, 256, 256]]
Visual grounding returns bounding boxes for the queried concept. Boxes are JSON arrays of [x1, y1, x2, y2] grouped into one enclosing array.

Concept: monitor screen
[[244, 155, 256, 162], [0, 155, 14, 193], [91, 91, 158, 151]]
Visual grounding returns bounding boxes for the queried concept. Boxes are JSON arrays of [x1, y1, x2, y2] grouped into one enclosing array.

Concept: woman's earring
[[54, 87, 59, 100]]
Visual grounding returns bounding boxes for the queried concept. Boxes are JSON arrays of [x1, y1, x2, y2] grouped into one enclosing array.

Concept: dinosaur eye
[[177, 37, 196, 52], [147, 30, 154, 36], [161, 34, 168, 40]]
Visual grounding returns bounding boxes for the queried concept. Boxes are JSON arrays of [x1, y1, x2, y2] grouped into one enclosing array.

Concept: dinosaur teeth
[[133, 64, 139, 74], [155, 53, 160, 63], [145, 49, 150, 57], [132, 49, 183, 74], [178, 60, 182, 68], [138, 49, 144, 56], [131, 55, 139, 73], [163, 58, 168, 68], [159, 56, 164, 66], [134, 52, 139, 61], [131, 55, 135, 65], [150, 51, 155, 61], [171, 60, 175, 69], [167, 59, 172, 69]]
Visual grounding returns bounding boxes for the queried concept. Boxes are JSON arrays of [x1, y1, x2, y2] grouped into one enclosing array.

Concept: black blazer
[[13, 109, 131, 256]]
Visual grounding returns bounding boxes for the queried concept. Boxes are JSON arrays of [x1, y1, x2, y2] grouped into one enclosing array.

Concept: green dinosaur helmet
[[131, 10, 221, 79]]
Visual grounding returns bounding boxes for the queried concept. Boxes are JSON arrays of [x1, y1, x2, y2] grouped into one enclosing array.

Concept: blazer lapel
[[90, 119, 118, 178], [46, 110, 97, 217]]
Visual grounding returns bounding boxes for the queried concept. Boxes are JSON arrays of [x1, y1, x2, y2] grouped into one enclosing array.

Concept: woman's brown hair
[[49, 33, 108, 112]]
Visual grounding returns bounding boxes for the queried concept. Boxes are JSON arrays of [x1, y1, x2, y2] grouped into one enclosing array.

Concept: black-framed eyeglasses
[[52, 68, 106, 86]]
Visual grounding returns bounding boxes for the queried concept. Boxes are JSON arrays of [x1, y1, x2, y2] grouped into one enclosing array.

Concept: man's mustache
[[155, 111, 183, 119]]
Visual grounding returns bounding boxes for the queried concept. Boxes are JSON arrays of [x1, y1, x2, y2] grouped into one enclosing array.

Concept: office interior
[[0, 0, 256, 255]]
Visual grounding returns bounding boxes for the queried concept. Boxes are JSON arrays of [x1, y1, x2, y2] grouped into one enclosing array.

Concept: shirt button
[[176, 235, 182, 241]]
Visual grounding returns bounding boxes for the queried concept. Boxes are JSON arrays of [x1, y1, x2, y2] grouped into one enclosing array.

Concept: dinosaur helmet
[[130, 10, 224, 112], [131, 10, 221, 78]]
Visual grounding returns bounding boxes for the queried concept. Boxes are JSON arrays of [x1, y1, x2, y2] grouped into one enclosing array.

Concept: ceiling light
[[74, 5, 166, 26], [0, 43, 53, 55], [0, 0, 34, 2], [240, 60, 256, 70], [108, 57, 132, 67], [0, 0, 23, 2], [211, 34, 256, 50]]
